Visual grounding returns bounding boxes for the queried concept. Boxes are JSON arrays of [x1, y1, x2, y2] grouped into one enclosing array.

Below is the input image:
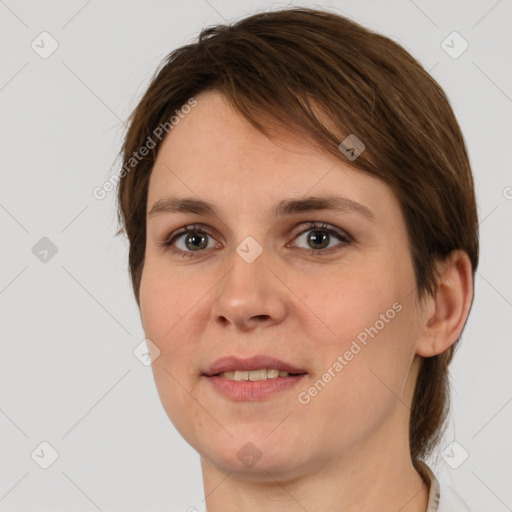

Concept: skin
[[139, 90, 474, 512]]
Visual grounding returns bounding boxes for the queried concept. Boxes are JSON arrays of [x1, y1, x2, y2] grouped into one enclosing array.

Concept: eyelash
[[159, 221, 353, 258]]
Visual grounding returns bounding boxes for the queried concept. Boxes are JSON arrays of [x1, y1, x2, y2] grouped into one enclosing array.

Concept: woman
[[116, 7, 478, 511]]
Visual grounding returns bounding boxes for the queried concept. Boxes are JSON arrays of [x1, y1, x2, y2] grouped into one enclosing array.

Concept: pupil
[[186, 232, 207, 250], [308, 231, 329, 249]]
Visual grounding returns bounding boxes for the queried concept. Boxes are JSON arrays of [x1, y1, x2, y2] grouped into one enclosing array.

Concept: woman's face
[[140, 90, 427, 479]]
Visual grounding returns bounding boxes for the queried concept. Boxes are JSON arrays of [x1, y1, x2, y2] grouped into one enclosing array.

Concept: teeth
[[217, 368, 291, 381], [249, 369, 266, 381]]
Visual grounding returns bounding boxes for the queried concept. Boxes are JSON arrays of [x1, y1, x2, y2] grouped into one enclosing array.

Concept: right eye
[[159, 224, 220, 257]]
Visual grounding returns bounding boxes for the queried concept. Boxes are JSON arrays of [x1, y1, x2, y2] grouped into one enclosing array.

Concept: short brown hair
[[116, 7, 479, 463]]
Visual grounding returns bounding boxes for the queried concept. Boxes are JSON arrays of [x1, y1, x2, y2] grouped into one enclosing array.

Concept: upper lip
[[203, 355, 308, 376]]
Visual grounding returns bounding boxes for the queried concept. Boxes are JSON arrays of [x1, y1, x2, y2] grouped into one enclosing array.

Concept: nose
[[210, 245, 289, 332]]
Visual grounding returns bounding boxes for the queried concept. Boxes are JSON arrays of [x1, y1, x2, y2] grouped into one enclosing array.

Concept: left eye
[[289, 222, 352, 252]]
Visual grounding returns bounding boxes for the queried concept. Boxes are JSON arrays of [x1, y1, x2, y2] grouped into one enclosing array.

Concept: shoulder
[[415, 460, 471, 512], [438, 481, 471, 512]]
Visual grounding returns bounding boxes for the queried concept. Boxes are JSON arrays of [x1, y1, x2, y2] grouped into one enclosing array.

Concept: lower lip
[[203, 374, 307, 401]]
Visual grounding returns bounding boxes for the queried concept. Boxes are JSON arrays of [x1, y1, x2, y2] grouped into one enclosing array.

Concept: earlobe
[[416, 250, 474, 358]]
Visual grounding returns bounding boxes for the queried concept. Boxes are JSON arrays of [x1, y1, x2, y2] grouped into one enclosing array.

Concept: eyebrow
[[148, 195, 376, 221]]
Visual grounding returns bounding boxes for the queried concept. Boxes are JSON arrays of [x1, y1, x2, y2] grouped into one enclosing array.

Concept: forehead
[[147, 90, 396, 222], [155, 90, 326, 177]]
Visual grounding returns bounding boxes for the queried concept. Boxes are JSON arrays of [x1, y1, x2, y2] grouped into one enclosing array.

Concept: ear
[[416, 250, 474, 357]]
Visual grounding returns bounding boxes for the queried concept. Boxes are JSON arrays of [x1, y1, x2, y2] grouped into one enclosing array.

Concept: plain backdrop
[[1, 0, 511, 510]]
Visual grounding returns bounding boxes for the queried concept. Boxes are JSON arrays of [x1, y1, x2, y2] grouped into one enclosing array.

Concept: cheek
[[297, 299, 417, 450], [139, 263, 199, 366], [139, 269, 171, 340], [140, 256, 200, 333], [306, 267, 417, 401], [311, 263, 401, 347], [139, 264, 205, 439]]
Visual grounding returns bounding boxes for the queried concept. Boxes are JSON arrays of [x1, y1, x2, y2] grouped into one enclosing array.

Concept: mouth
[[202, 355, 308, 401], [214, 368, 305, 381], [202, 354, 308, 378]]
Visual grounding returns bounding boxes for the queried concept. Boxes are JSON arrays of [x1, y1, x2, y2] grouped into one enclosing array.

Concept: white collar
[[415, 460, 441, 512]]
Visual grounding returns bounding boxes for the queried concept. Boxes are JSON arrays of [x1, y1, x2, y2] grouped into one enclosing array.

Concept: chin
[[197, 432, 310, 480]]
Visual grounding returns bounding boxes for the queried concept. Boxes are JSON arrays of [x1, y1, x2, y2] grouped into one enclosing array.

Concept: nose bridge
[[210, 238, 288, 329]]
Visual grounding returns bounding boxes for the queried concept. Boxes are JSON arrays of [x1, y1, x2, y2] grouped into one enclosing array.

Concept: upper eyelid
[[169, 220, 347, 235]]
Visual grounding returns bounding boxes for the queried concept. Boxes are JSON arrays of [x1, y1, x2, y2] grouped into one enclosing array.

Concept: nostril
[[216, 316, 230, 327]]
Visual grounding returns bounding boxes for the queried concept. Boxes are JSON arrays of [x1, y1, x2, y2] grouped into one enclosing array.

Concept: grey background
[[1, 0, 511, 510]]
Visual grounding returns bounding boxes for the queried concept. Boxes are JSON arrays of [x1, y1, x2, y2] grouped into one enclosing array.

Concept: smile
[[217, 369, 294, 381]]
